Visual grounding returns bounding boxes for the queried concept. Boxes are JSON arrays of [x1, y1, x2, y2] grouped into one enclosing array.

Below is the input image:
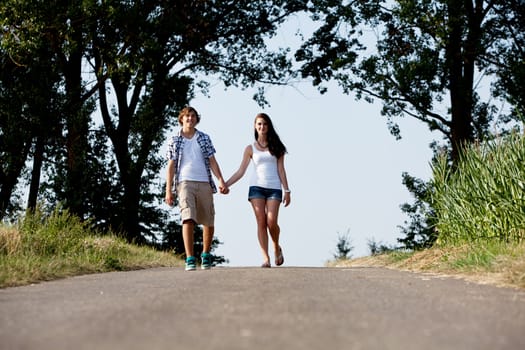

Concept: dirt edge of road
[[329, 248, 525, 291]]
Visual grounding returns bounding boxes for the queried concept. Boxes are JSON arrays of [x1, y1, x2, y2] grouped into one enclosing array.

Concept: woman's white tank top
[[249, 144, 281, 190]]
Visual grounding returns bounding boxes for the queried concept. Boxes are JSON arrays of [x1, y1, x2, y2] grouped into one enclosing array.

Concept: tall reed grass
[[432, 132, 525, 245]]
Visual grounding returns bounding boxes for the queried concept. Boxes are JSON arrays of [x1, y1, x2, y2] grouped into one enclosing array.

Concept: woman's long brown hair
[[254, 113, 287, 158]]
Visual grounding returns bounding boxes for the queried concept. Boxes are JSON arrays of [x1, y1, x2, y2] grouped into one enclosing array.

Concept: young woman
[[226, 113, 291, 268]]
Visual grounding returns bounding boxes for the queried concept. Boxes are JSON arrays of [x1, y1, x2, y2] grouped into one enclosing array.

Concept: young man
[[165, 106, 228, 270]]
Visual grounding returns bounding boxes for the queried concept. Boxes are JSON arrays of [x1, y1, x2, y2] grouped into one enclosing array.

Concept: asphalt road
[[1, 267, 524, 350]]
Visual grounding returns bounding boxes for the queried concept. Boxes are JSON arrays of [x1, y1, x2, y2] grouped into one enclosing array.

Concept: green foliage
[[482, 0, 525, 121], [397, 172, 438, 250], [432, 132, 525, 245], [367, 238, 397, 256], [0, 13, 63, 218], [299, 0, 524, 162], [299, 0, 524, 256], [1, 1, 308, 254]]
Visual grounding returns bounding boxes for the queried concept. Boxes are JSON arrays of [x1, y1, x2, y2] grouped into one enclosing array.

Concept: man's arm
[[165, 159, 176, 205], [209, 155, 229, 194]]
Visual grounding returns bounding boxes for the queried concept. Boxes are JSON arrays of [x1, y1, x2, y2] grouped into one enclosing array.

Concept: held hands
[[218, 179, 230, 194]]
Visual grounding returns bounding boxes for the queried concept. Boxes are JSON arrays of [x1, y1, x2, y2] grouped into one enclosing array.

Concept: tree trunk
[[447, 0, 476, 163], [27, 136, 45, 211], [0, 142, 31, 220], [63, 30, 89, 219], [122, 177, 144, 244]]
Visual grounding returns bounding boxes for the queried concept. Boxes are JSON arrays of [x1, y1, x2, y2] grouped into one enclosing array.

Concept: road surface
[[1, 267, 524, 350]]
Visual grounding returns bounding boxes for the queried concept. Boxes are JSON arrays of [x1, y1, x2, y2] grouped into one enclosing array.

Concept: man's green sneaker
[[201, 252, 212, 270], [185, 256, 197, 271]]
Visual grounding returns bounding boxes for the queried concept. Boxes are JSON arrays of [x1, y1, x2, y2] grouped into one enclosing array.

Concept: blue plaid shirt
[[166, 129, 217, 193]]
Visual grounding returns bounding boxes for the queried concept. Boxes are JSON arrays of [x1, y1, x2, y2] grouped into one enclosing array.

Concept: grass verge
[[329, 242, 525, 290], [0, 210, 182, 289], [0, 234, 183, 288]]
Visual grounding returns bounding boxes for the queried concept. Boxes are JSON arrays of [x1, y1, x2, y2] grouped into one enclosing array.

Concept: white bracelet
[[284, 190, 291, 193]]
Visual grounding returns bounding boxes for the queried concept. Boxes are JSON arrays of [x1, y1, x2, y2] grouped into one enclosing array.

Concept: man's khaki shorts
[[177, 181, 215, 226]]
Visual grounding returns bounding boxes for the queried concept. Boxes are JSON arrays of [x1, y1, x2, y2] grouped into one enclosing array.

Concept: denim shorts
[[248, 186, 282, 201]]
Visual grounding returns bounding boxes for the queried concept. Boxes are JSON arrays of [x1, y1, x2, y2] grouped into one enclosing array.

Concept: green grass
[[332, 133, 525, 290], [447, 243, 503, 270], [427, 132, 525, 288], [334, 242, 525, 289], [0, 208, 182, 288], [431, 132, 525, 245]]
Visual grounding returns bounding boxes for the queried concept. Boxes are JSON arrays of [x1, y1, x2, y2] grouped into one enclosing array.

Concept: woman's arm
[[225, 145, 253, 187], [277, 155, 291, 207]]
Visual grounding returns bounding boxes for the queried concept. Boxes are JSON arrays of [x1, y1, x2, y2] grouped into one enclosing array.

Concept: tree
[[1, 1, 309, 250], [367, 238, 396, 255], [397, 172, 438, 250], [297, 0, 524, 249], [0, 55, 33, 219], [1, 0, 101, 221], [87, 0, 309, 242], [297, 0, 523, 163], [333, 230, 354, 260], [482, 1, 525, 121], [0, 11, 63, 220]]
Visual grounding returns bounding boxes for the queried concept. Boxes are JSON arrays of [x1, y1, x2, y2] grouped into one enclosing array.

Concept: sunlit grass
[[331, 133, 525, 290], [432, 132, 525, 245], [0, 208, 182, 288], [332, 240, 525, 289]]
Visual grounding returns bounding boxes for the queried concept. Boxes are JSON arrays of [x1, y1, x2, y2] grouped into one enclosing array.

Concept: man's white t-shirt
[[178, 135, 208, 183]]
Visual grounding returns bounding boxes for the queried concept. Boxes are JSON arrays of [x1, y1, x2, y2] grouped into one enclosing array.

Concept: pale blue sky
[[152, 12, 441, 266], [159, 14, 441, 267], [162, 80, 436, 267], [161, 14, 438, 267]]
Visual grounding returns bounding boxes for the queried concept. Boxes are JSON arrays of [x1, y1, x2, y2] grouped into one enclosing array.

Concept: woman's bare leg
[[250, 198, 271, 266], [266, 199, 281, 254]]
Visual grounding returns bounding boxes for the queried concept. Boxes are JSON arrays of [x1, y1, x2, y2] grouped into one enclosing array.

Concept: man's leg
[[202, 225, 215, 253], [182, 219, 195, 257]]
